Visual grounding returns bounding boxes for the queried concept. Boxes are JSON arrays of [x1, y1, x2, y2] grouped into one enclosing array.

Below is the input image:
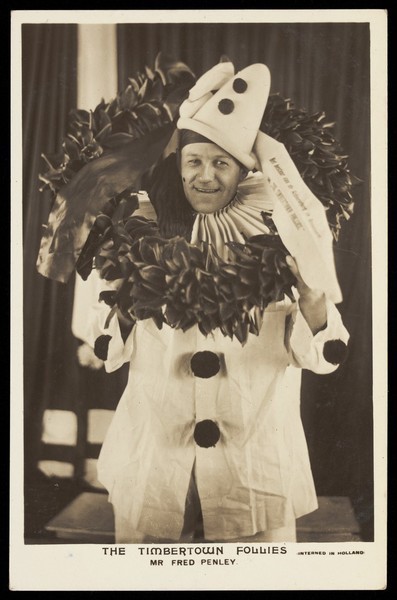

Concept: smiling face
[[180, 142, 246, 214]]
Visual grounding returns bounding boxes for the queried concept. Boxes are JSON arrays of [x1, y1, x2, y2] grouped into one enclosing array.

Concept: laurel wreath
[[88, 204, 296, 345], [38, 57, 361, 345]]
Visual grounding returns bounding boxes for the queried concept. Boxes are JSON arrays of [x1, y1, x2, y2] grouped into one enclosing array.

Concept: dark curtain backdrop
[[22, 25, 128, 489], [22, 24, 79, 476], [22, 22, 372, 538]]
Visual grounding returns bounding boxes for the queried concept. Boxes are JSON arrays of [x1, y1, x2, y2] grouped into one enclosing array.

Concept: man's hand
[[286, 255, 327, 335]]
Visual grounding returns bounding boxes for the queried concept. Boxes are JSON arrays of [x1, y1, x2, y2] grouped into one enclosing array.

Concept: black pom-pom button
[[218, 98, 234, 115], [323, 339, 348, 365], [191, 351, 220, 378], [194, 420, 220, 448], [94, 335, 112, 361], [233, 78, 248, 93]]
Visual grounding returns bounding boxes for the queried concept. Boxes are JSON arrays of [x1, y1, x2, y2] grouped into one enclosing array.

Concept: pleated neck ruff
[[190, 171, 274, 260]]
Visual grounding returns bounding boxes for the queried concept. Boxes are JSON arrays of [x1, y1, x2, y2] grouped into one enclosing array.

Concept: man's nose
[[198, 162, 215, 182]]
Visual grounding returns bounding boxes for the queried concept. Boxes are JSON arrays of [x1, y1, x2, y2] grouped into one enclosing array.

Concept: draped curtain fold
[[22, 22, 373, 538], [22, 24, 79, 476]]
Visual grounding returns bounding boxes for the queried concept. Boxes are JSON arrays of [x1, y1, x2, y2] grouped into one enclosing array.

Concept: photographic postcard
[[10, 9, 387, 591]]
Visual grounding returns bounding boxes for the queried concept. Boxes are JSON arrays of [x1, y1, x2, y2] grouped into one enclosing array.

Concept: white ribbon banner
[[254, 131, 342, 304]]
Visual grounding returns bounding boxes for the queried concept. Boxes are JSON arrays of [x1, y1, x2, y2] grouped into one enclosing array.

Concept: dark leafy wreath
[[89, 199, 296, 345], [39, 53, 195, 196], [39, 58, 361, 345]]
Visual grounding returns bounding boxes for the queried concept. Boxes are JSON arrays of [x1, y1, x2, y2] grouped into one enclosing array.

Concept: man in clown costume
[[75, 61, 350, 544], [82, 63, 348, 543]]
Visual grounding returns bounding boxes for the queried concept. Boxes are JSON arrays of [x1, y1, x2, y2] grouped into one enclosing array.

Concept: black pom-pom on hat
[[323, 339, 348, 365], [191, 351, 220, 378], [94, 335, 112, 361], [194, 420, 221, 448], [218, 98, 234, 115], [233, 78, 248, 93]]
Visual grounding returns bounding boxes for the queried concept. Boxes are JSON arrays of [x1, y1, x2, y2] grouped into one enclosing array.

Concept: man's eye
[[188, 159, 200, 166], [216, 160, 228, 167]]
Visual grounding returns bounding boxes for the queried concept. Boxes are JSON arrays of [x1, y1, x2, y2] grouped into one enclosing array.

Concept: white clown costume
[[91, 168, 349, 542], [39, 60, 351, 543]]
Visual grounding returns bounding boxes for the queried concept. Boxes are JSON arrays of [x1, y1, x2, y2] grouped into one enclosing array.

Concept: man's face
[[180, 142, 246, 214]]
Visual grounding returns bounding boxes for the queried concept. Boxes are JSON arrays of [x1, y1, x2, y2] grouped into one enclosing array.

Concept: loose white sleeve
[[77, 276, 135, 373], [288, 299, 350, 374], [86, 305, 135, 373]]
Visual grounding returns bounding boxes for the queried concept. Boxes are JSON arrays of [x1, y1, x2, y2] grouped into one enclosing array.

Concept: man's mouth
[[193, 187, 220, 194]]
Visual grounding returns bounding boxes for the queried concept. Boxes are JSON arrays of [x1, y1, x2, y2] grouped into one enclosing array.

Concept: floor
[[24, 471, 368, 545], [24, 470, 95, 544]]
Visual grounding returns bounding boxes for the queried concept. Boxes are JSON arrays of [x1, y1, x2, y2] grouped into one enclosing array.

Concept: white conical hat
[[177, 62, 271, 170]]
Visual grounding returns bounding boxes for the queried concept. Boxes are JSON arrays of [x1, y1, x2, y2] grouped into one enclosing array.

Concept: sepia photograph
[[10, 9, 387, 591]]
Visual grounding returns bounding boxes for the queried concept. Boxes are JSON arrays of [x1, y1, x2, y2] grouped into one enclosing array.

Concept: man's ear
[[239, 167, 248, 182]]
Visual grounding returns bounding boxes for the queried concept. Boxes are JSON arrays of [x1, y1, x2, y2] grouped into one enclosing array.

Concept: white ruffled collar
[[190, 171, 273, 260]]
